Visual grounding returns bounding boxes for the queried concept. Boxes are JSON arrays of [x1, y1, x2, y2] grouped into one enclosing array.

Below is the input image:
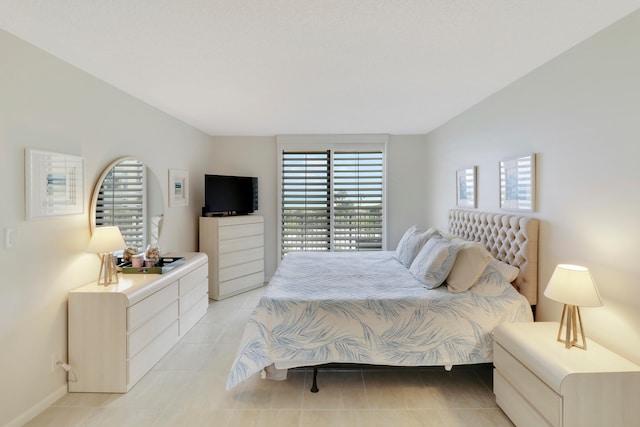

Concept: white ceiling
[[1, 1, 639, 136]]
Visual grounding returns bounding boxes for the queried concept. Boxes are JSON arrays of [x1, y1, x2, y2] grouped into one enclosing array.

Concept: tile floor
[[25, 287, 514, 426]]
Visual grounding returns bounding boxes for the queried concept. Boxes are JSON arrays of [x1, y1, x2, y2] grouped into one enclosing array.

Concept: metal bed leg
[[310, 367, 319, 393]]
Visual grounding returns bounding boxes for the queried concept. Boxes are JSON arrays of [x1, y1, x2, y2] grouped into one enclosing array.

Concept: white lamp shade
[[87, 226, 126, 254], [544, 264, 602, 307]]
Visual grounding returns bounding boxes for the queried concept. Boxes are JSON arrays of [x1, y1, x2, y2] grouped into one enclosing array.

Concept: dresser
[[493, 322, 640, 427], [68, 252, 208, 393], [199, 215, 264, 300]]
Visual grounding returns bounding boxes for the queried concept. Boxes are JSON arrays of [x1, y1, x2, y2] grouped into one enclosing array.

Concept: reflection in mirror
[[91, 157, 163, 252]]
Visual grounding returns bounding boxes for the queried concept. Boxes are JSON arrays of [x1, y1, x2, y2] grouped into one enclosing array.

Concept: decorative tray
[[120, 257, 185, 274]]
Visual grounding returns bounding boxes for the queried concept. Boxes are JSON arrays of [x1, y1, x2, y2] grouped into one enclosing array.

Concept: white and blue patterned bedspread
[[226, 251, 532, 389]]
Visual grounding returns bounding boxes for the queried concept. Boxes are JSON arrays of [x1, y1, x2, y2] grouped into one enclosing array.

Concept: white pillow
[[489, 258, 520, 282], [409, 237, 462, 289], [394, 226, 440, 267], [468, 264, 515, 297], [446, 242, 492, 293]]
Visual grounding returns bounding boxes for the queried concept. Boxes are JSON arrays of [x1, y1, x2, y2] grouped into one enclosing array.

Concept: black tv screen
[[204, 174, 258, 216]]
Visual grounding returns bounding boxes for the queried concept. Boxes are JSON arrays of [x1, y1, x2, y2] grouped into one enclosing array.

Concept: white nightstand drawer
[[128, 282, 178, 331], [494, 369, 554, 427], [494, 343, 561, 426]]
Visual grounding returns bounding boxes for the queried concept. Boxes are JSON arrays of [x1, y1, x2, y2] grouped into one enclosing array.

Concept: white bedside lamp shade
[[88, 226, 125, 285], [544, 264, 602, 349]]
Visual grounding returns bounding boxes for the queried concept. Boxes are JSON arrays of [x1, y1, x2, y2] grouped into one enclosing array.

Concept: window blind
[[281, 148, 384, 256], [333, 151, 383, 251], [95, 159, 146, 250], [281, 151, 331, 254]]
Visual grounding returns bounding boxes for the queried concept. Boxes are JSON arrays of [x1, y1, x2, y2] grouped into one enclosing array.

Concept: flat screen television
[[203, 174, 258, 216]]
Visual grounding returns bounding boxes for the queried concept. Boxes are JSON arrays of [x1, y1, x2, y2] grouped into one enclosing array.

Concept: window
[[95, 159, 147, 249], [278, 135, 387, 258]]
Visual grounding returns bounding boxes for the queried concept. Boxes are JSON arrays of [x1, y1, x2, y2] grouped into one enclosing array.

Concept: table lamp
[[543, 264, 602, 349], [87, 226, 125, 285]]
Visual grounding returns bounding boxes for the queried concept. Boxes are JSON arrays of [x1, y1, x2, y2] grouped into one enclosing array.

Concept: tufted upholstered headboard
[[448, 209, 539, 305]]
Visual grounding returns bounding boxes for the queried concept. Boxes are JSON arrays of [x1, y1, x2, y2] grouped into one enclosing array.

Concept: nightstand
[[493, 322, 640, 427]]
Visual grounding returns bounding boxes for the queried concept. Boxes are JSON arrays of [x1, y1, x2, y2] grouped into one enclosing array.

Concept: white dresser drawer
[[128, 321, 179, 387], [179, 293, 208, 337], [179, 264, 208, 296], [219, 235, 263, 254], [219, 247, 264, 269], [128, 282, 178, 331], [219, 259, 263, 283], [494, 369, 554, 427], [494, 343, 562, 426], [219, 222, 263, 240], [128, 300, 178, 358], [180, 280, 208, 313], [219, 271, 264, 298]]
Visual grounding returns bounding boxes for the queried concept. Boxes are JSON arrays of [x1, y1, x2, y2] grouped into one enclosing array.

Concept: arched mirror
[[90, 157, 164, 251]]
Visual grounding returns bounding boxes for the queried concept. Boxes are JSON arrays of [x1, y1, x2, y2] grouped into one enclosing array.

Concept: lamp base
[[97, 253, 119, 286], [556, 304, 587, 349]]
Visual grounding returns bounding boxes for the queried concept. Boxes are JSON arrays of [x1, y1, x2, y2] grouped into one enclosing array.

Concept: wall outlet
[[51, 351, 62, 373], [4, 227, 17, 249]]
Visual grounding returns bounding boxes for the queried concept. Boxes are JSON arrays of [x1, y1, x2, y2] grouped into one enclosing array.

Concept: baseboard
[[5, 384, 67, 427]]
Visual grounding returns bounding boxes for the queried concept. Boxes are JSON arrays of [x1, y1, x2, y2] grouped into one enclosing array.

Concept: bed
[[226, 209, 539, 391]]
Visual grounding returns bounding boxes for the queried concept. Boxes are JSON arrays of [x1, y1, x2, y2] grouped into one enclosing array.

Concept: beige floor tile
[[231, 409, 301, 427], [22, 406, 94, 427], [52, 392, 120, 408], [234, 370, 306, 410], [301, 370, 368, 410], [419, 370, 498, 408], [300, 409, 373, 427], [154, 408, 234, 427], [80, 407, 161, 426], [153, 342, 215, 371]]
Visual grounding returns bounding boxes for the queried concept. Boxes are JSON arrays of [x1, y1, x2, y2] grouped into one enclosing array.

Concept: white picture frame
[[25, 148, 84, 219], [168, 169, 189, 207], [456, 166, 477, 208], [500, 153, 536, 212]]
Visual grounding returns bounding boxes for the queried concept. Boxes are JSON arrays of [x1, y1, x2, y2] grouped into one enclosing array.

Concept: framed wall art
[[499, 153, 536, 212], [456, 166, 477, 208], [168, 169, 189, 207], [25, 148, 84, 219]]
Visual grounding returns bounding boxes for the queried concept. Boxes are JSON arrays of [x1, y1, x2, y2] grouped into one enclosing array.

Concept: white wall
[[0, 30, 214, 426], [210, 135, 428, 280], [423, 10, 640, 364]]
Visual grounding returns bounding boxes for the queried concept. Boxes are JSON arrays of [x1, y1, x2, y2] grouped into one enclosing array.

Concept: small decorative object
[[500, 153, 536, 211], [25, 148, 84, 219], [456, 166, 477, 208], [122, 247, 138, 264], [145, 244, 160, 265], [168, 169, 189, 207], [87, 226, 126, 286], [131, 254, 144, 268], [544, 264, 602, 350]]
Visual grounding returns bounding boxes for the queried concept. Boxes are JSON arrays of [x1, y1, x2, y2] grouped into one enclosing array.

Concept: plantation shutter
[[95, 159, 146, 250], [333, 151, 383, 251], [281, 151, 331, 255]]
